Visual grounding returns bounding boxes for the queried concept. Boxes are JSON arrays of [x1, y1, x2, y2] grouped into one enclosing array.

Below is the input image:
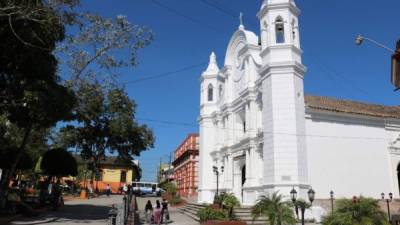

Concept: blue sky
[[78, 0, 400, 182]]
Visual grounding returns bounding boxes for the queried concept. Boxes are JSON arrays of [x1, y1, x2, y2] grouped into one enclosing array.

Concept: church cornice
[[257, 2, 300, 19], [258, 61, 307, 81], [260, 44, 303, 58]]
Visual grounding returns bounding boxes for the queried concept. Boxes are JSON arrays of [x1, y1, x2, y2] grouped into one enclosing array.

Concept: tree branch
[[8, 15, 51, 51]]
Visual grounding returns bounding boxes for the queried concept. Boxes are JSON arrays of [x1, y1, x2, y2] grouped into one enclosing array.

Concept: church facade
[[198, 0, 400, 209]]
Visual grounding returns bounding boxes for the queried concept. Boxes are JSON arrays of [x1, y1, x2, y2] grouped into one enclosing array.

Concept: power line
[[200, 0, 237, 18], [199, 0, 259, 29], [150, 0, 228, 35], [137, 117, 390, 142], [123, 62, 207, 85], [306, 53, 380, 102]]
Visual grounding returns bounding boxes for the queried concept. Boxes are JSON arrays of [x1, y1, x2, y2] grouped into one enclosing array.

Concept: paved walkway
[[136, 196, 198, 225], [8, 195, 123, 225]]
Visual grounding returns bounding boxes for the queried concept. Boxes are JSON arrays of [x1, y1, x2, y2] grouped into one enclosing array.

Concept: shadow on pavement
[[10, 204, 112, 225]]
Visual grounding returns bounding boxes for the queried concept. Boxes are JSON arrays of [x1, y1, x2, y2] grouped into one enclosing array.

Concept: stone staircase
[[180, 203, 268, 225], [180, 203, 202, 222], [233, 206, 268, 225]]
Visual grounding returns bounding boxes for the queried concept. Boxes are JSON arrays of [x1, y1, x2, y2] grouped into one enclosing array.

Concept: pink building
[[172, 134, 199, 197]]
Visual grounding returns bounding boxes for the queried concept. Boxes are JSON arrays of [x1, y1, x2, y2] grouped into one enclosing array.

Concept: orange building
[[172, 134, 199, 197]]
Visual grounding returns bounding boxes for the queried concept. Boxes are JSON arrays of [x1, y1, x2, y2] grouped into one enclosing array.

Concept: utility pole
[[168, 152, 172, 171], [392, 40, 400, 90], [158, 157, 162, 183]]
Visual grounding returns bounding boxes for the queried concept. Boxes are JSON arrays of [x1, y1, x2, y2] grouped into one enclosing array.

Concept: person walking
[[144, 200, 153, 224], [160, 199, 169, 224], [153, 200, 162, 225], [105, 184, 111, 197]]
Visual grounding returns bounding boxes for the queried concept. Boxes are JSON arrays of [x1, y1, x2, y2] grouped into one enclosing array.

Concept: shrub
[[169, 195, 184, 206], [160, 182, 177, 196], [322, 197, 390, 225], [198, 206, 228, 223]]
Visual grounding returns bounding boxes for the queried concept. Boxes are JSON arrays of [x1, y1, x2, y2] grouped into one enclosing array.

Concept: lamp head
[[290, 187, 297, 203], [355, 34, 364, 45], [308, 188, 315, 203]]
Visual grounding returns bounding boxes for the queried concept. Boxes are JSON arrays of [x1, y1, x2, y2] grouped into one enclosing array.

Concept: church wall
[[305, 112, 393, 199]]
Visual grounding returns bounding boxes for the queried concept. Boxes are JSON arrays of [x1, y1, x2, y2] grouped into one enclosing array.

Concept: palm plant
[[322, 197, 390, 225], [251, 192, 296, 225], [220, 193, 240, 219]]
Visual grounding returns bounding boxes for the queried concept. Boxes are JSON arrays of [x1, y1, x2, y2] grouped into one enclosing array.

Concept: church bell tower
[[257, 0, 309, 197], [198, 52, 220, 203]]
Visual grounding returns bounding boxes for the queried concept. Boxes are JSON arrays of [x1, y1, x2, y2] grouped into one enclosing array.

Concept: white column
[[245, 149, 251, 186], [228, 154, 233, 190], [248, 100, 257, 137]]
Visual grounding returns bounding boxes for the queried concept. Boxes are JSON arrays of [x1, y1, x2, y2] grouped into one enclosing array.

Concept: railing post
[[123, 195, 128, 225], [108, 205, 118, 225]]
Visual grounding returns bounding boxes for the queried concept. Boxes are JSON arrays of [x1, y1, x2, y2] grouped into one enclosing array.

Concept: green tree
[[40, 148, 78, 178], [322, 197, 390, 225], [251, 192, 296, 225], [0, 0, 76, 206], [58, 84, 154, 181]]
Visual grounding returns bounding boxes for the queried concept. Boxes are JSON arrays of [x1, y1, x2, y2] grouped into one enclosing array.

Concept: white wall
[[306, 111, 393, 199]]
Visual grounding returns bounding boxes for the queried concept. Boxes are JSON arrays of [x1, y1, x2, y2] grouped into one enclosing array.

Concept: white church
[[198, 0, 400, 210]]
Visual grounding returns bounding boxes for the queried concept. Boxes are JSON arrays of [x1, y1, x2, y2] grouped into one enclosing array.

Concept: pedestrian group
[[145, 199, 169, 224]]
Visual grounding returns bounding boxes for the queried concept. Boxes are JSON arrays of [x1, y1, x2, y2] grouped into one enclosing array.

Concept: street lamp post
[[330, 190, 334, 213], [381, 192, 393, 222], [213, 166, 224, 198], [355, 35, 396, 53], [291, 187, 315, 225], [355, 35, 400, 91]]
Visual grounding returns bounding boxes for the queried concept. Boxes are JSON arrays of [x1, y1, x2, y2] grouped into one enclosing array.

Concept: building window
[[120, 170, 127, 183], [208, 84, 214, 101], [219, 85, 223, 98], [275, 16, 285, 43]]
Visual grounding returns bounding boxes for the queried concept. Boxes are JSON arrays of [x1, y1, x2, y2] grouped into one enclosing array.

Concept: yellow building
[[77, 156, 141, 193]]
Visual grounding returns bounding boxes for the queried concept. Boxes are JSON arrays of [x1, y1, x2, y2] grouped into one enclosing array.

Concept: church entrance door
[[397, 164, 400, 196], [233, 156, 245, 203]]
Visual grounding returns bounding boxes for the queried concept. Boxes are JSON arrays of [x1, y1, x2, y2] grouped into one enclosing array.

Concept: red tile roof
[[305, 95, 400, 119]]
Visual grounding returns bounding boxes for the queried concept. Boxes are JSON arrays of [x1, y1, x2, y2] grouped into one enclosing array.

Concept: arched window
[[207, 84, 214, 102], [275, 16, 285, 43], [218, 85, 223, 98]]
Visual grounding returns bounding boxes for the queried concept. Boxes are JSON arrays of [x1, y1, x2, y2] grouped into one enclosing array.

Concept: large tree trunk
[[0, 125, 32, 208]]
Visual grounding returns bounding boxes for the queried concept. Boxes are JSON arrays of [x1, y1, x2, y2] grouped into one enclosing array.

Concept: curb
[[7, 217, 58, 225]]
